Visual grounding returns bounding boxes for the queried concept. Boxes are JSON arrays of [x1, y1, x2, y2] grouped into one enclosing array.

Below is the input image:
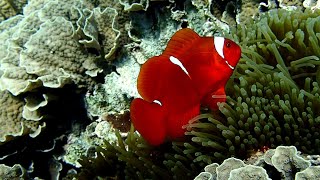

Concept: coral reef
[[1, 0, 320, 179], [0, 1, 124, 177], [79, 6, 121, 61], [0, 86, 92, 179], [195, 146, 313, 180], [307, 0, 320, 10], [127, 0, 230, 65], [76, 6, 320, 180], [0, 0, 121, 95], [173, 7, 320, 169], [0, 0, 123, 143]]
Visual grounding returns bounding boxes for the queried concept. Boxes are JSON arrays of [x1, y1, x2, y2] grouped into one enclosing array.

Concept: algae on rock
[[85, 53, 140, 116]]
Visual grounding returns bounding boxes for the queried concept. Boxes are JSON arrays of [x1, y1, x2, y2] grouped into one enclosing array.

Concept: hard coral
[[0, 163, 27, 179], [80, 7, 121, 60], [221, 8, 320, 154], [0, 0, 27, 22], [0, 0, 121, 95], [20, 17, 97, 88], [195, 146, 312, 180], [0, 90, 46, 143], [119, 0, 149, 11]]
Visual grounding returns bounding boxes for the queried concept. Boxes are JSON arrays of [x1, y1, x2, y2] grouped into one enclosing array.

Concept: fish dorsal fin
[[162, 28, 200, 57]]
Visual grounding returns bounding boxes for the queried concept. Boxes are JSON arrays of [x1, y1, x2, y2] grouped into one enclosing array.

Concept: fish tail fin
[[130, 98, 167, 146], [167, 104, 200, 139]]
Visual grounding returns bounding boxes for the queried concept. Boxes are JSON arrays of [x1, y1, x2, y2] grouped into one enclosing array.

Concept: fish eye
[[226, 42, 231, 48]]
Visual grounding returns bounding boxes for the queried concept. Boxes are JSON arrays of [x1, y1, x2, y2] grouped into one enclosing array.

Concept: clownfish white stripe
[[153, 100, 162, 106], [225, 60, 235, 70], [214, 37, 225, 59], [169, 56, 190, 77]]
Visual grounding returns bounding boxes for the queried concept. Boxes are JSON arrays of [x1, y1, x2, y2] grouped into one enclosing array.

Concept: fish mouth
[[225, 60, 235, 70]]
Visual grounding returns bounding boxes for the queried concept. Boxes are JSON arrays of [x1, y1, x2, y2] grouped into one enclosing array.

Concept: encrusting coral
[[76, 7, 320, 179]]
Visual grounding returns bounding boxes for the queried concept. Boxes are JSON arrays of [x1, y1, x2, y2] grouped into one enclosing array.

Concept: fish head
[[214, 37, 241, 70]]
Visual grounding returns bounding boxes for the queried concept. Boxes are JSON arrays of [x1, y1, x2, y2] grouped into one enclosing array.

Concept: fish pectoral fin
[[130, 98, 166, 146], [166, 104, 200, 140], [202, 87, 227, 111]]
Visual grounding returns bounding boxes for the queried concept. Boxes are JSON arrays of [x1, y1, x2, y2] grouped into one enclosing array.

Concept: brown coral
[[0, 90, 46, 143], [0, 0, 27, 22]]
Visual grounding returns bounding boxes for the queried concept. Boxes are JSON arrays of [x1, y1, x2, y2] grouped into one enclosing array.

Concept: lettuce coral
[[296, 166, 320, 179], [0, 163, 27, 179], [119, 0, 149, 11], [0, 0, 123, 145], [0, 90, 46, 143], [0, 0, 27, 22], [195, 146, 312, 180], [0, 0, 121, 95]]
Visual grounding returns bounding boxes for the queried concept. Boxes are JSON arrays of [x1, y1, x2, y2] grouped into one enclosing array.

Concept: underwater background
[[1, 0, 320, 179]]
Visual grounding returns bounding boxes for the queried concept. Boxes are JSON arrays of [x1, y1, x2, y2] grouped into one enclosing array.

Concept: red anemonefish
[[130, 28, 241, 146]]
